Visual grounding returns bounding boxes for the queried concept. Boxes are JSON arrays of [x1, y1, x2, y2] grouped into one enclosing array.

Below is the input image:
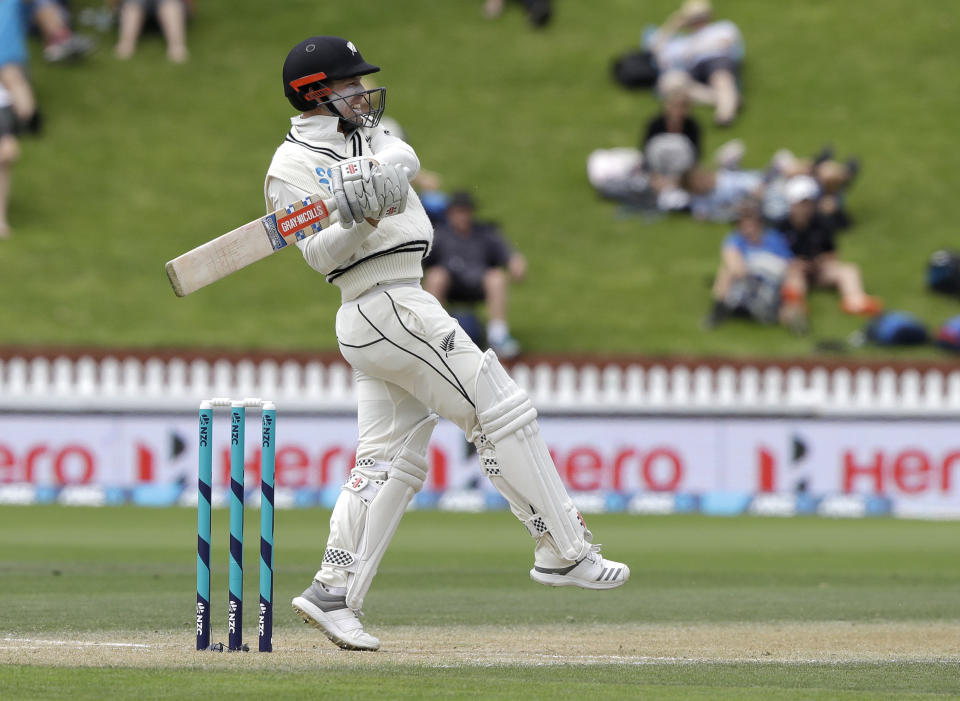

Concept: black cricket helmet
[[283, 36, 386, 128]]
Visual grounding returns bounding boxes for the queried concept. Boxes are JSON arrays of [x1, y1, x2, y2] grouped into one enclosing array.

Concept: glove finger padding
[[330, 165, 355, 227], [331, 157, 376, 226], [370, 163, 408, 219], [349, 175, 381, 220]]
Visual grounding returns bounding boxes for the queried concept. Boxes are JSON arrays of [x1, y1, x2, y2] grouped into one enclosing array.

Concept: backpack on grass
[[935, 315, 960, 352], [927, 250, 960, 295], [864, 312, 929, 346], [612, 49, 659, 89]]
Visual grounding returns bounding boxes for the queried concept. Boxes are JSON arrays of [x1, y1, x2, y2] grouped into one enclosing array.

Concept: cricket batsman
[[265, 35, 629, 651]]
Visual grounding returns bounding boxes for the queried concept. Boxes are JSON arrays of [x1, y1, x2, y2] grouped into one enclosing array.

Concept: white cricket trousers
[[337, 282, 485, 457], [318, 281, 590, 597], [316, 282, 486, 591]]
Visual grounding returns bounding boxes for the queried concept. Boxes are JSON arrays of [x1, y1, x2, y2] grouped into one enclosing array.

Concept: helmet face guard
[[289, 72, 386, 129], [332, 84, 386, 129]]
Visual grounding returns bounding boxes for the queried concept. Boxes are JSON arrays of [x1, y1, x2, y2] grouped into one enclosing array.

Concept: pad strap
[[523, 513, 550, 538], [322, 547, 359, 572]]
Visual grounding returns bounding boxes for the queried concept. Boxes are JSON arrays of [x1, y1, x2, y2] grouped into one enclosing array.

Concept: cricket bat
[[165, 194, 338, 297]]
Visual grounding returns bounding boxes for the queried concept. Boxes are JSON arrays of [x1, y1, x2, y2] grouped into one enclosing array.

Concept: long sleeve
[[265, 175, 376, 274], [367, 125, 420, 180]]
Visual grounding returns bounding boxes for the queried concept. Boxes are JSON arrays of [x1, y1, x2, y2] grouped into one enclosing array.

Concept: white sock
[[314, 577, 347, 596], [487, 320, 509, 344]]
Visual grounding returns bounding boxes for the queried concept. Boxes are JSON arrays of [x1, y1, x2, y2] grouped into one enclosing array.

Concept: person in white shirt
[[650, 0, 743, 126], [268, 36, 629, 653]]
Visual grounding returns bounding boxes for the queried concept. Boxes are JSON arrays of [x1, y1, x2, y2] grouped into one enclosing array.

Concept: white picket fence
[[1, 352, 959, 416]]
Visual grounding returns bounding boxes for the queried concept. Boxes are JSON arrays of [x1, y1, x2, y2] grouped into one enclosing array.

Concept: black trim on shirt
[[284, 132, 347, 161], [338, 337, 386, 349], [326, 240, 430, 282]]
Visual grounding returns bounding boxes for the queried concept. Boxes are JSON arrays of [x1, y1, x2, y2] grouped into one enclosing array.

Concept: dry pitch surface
[[3, 622, 958, 669]]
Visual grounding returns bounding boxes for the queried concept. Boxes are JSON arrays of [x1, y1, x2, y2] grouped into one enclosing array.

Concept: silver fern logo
[[440, 330, 456, 356], [315, 166, 331, 190]]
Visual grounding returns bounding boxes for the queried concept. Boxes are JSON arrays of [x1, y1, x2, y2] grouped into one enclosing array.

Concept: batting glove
[[330, 157, 377, 227]]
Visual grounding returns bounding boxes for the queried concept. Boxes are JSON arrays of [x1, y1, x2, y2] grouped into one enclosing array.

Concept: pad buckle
[[343, 469, 383, 505]]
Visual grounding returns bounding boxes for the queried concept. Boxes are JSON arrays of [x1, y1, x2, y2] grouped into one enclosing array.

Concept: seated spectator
[[681, 162, 764, 221], [649, 0, 743, 125], [641, 86, 705, 212], [764, 145, 860, 228], [114, 0, 190, 63], [642, 84, 702, 162], [705, 199, 807, 332], [27, 0, 96, 63], [776, 175, 882, 316], [423, 191, 527, 358], [586, 133, 749, 216], [811, 147, 859, 231]]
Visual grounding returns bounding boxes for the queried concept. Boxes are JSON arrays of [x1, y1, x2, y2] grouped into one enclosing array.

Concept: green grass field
[[2, 506, 958, 699], [1, 0, 958, 357]]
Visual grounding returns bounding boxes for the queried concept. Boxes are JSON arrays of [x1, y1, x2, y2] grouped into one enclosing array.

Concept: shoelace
[[585, 543, 604, 563]]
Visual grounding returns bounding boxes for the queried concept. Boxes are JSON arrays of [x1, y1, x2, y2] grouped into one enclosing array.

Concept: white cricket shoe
[[292, 581, 380, 651], [530, 545, 629, 590]]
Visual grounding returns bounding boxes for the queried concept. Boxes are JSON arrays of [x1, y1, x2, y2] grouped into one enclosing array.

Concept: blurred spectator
[[811, 147, 859, 231], [27, 0, 96, 62], [0, 0, 37, 123], [483, 0, 552, 28], [649, 0, 743, 125], [641, 86, 703, 211], [423, 191, 527, 358], [113, 0, 190, 63], [642, 84, 702, 163], [0, 83, 18, 239], [1, 0, 41, 239], [586, 133, 747, 215], [764, 146, 859, 228], [704, 198, 806, 332], [776, 175, 882, 316], [681, 160, 763, 221]]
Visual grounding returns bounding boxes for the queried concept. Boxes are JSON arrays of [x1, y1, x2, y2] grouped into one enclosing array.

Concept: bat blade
[[165, 195, 338, 297]]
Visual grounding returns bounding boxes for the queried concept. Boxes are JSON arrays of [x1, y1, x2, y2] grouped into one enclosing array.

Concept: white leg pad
[[475, 351, 590, 562], [344, 413, 438, 610]]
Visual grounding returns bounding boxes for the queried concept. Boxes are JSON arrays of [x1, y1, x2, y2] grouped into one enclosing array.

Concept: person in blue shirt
[[0, 0, 40, 239], [704, 198, 807, 333]]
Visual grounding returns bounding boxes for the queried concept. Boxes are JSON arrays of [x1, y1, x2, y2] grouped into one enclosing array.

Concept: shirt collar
[[289, 113, 354, 144]]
